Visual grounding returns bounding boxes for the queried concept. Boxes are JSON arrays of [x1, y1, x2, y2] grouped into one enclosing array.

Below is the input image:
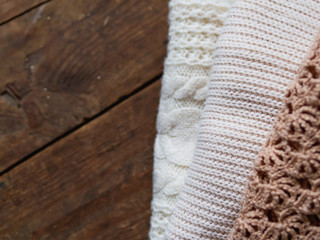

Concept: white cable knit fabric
[[165, 0, 320, 239], [149, 1, 235, 239]]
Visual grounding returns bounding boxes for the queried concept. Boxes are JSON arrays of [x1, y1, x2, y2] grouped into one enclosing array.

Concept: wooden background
[[0, 0, 168, 239]]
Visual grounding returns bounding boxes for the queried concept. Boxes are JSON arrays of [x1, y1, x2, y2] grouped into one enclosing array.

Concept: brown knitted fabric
[[229, 33, 320, 240]]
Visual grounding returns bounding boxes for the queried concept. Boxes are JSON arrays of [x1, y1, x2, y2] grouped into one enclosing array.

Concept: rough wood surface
[[0, 80, 160, 240], [0, 0, 167, 172], [0, 0, 46, 24]]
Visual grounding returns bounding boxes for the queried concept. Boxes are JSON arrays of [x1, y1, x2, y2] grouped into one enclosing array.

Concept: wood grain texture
[[0, 0, 168, 171], [0, 80, 160, 240], [0, 0, 46, 24]]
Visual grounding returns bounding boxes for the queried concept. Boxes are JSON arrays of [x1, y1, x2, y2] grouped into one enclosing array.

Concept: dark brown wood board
[[0, 0, 46, 24], [0, 0, 168, 172], [0, 80, 160, 240]]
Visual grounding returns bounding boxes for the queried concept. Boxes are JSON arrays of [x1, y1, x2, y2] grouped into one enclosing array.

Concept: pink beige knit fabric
[[229, 32, 320, 240]]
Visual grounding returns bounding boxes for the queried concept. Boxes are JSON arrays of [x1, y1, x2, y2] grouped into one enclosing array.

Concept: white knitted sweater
[[149, 1, 235, 239], [165, 0, 320, 239]]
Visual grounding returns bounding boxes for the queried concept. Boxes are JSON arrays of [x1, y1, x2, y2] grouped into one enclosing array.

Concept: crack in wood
[[0, 0, 53, 27], [0, 84, 21, 107], [0, 81, 32, 107], [6, 83, 22, 100]]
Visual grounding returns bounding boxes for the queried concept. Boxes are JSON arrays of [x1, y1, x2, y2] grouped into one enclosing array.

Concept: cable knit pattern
[[149, 1, 235, 239], [229, 31, 320, 240], [165, 0, 320, 239]]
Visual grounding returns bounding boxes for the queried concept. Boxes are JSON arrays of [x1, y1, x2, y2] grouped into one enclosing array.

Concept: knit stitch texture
[[229, 31, 320, 240], [165, 0, 320, 239], [149, 0, 234, 239]]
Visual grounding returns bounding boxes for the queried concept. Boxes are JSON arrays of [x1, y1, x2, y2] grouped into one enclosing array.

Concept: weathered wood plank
[[0, 0, 168, 171], [0, 0, 46, 24], [0, 80, 160, 239]]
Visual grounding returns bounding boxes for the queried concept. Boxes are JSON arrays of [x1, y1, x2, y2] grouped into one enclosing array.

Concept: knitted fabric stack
[[150, 0, 320, 239]]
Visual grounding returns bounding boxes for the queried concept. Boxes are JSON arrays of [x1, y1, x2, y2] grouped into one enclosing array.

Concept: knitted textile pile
[[150, 0, 320, 239], [165, 0, 320, 239], [150, 1, 234, 239], [229, 32, 320, 240]]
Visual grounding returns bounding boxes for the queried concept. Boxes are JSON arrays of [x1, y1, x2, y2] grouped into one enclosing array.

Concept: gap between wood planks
[[0, 0, 53, 27], [0, 73, 162, 176]]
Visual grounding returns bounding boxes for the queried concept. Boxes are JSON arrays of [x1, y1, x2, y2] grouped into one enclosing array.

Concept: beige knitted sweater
[[229, 31, 320, 240]]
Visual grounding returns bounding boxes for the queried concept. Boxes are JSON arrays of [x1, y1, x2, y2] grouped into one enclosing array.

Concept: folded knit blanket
[[229, 31, 320, 240], [165, 0, 320, 239], [149, 1, 235, 239]]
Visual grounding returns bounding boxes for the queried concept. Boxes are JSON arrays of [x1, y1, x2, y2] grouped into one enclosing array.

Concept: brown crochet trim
[[229, 32, 320, 240]]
